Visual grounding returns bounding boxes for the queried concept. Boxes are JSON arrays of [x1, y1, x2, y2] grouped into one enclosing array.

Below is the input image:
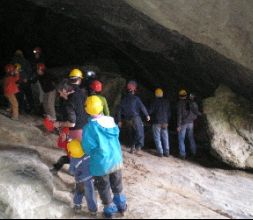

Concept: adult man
[[118, 81, 150, 155], [11, 50, 34, 113], [50, 79, 88, 174], [177, 90, 200, 159], [149, 88, 171, 157]]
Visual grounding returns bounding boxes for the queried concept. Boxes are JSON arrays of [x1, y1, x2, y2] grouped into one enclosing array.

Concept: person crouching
[[82, 96, 127, 218]]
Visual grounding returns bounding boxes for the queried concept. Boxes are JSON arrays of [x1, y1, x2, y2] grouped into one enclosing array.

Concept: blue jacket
[[82, 116, 123, 177], [149, 98, 171, 124], [69, 156, 92, 183], [118, 93, 149, 121]]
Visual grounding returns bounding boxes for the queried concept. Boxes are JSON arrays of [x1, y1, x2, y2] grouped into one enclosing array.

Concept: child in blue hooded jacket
[[82, 96, 127, 218], [67, 139, 97, 215]]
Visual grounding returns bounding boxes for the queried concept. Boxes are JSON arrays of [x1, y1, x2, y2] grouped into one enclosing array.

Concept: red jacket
[[4, 74, 19, 96]]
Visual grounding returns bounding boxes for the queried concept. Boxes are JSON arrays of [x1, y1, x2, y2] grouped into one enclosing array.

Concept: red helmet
[[37, 63, 46, 72], [33, 47, 42, 54], [5, 64, 15, 74], [90, 80, 103, 92], [127, 81, 137, 92]]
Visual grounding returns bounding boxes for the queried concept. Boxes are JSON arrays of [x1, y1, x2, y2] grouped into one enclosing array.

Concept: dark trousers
[[94, 170, 123, 206], [53, 156, 70, 171], [17, 82, 35, 112], [125, 116, 144, 148]]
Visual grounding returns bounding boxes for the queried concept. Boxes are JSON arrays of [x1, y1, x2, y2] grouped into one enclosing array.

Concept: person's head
[[155, 88, 164, 98], [37, 63, 46, 75], [57, 79, 75, 100], [179, 89, 188, 99], [15, 50, 24, 57], [189, 93, 196, 101], [87, 71, 96, 79], [85, 95, 103, 117], [5, 64, 15, 76], [33, 47, 42, 59], [69, 69, 84, 85], [90, 80, 103, 94], [67, 139, 85, 159], [127, 80, 138, 94], [14, 63, 21, 74]]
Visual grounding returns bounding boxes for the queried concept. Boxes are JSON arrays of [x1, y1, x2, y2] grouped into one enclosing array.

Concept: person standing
[[117, 81, 150, 154], [67, 139, 97, 216], [31, 47, 45, 111], [90, 80, 110, 116], [177, 90, 200, 159], [149, 88, 171, 157], [50, 79, 88, 174], [11, 49, 34, 113], [82, 96, 127, 218], [3, 64, 20, 120], [35, 63, 56, 120]]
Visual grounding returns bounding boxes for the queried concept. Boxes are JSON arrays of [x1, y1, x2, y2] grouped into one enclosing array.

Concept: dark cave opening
[[1, 0, 253, 169]]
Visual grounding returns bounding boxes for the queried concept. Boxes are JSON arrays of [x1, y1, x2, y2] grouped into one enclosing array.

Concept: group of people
[[2, 47, 47, 120], [2, 47, 202, 217]]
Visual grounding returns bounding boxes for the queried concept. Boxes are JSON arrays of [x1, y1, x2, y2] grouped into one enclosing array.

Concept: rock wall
[[126, 0, 253, 71], [204, 86, 253, 169]]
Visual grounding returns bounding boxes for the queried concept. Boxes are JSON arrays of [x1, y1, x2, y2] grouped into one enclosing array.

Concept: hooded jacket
[[82, 116, 123, 177]]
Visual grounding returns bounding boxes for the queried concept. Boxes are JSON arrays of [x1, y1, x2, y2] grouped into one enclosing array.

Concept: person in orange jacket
[[3, 64, 20, 120]]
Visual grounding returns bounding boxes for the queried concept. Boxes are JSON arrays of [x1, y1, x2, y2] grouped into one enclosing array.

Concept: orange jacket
[[4, 74, 20, 96]]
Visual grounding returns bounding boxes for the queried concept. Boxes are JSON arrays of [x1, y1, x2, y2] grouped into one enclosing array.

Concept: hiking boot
[[135, 147, 143, 156], [130, 146, 136, 154], [179, 155, 186, 160], [158, 153, 163, 158], [73, 205, 82, 214], [49, 167, 58, 175], [103, 203, 118, 218], [164, 153, 170, 158]]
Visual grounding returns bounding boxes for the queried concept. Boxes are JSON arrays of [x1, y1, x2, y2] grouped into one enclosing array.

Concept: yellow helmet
[[155, 88, 163, 97], [69, 69, 84, 79], [85, 96, 103, 116], [67, 139, 85, 158], [179, 89, 187, 97], [15, 63, 22, 71]]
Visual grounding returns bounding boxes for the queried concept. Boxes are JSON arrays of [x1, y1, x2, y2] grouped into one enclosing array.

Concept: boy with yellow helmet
[[82, 96, 127, 218], [67, 139, 97, 215]]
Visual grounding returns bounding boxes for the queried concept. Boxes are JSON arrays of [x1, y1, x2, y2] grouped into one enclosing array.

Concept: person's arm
[[177, 102, 182, 132], [54, 103, 76, 128], [137, 97, 150, 121], [82, 125, 98, 155], [167, 101, 171, 123], [102, 96, 110, 116], [68, 159, 75, 176]]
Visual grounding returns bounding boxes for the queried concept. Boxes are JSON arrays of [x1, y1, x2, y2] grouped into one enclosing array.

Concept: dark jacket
[[69, 156, 92, 183], [11, 55, 32, 81], [30, 56, 45, 80], [118, 93, 149, 121], [35, 72, 55, 93], [177, 99, 200, 127], [149, 98, 171, 124], [62, 86, 88, 130]]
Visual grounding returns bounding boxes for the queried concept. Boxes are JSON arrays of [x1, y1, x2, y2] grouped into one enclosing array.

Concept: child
[[90, 80, 110, 116], [67, 139, 98, 215], [82, 96, 127, 218], [3, 64, 20, 120]]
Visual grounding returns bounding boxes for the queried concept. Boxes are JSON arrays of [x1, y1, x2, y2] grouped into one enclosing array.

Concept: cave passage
[[2, 0, 253, 102]]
